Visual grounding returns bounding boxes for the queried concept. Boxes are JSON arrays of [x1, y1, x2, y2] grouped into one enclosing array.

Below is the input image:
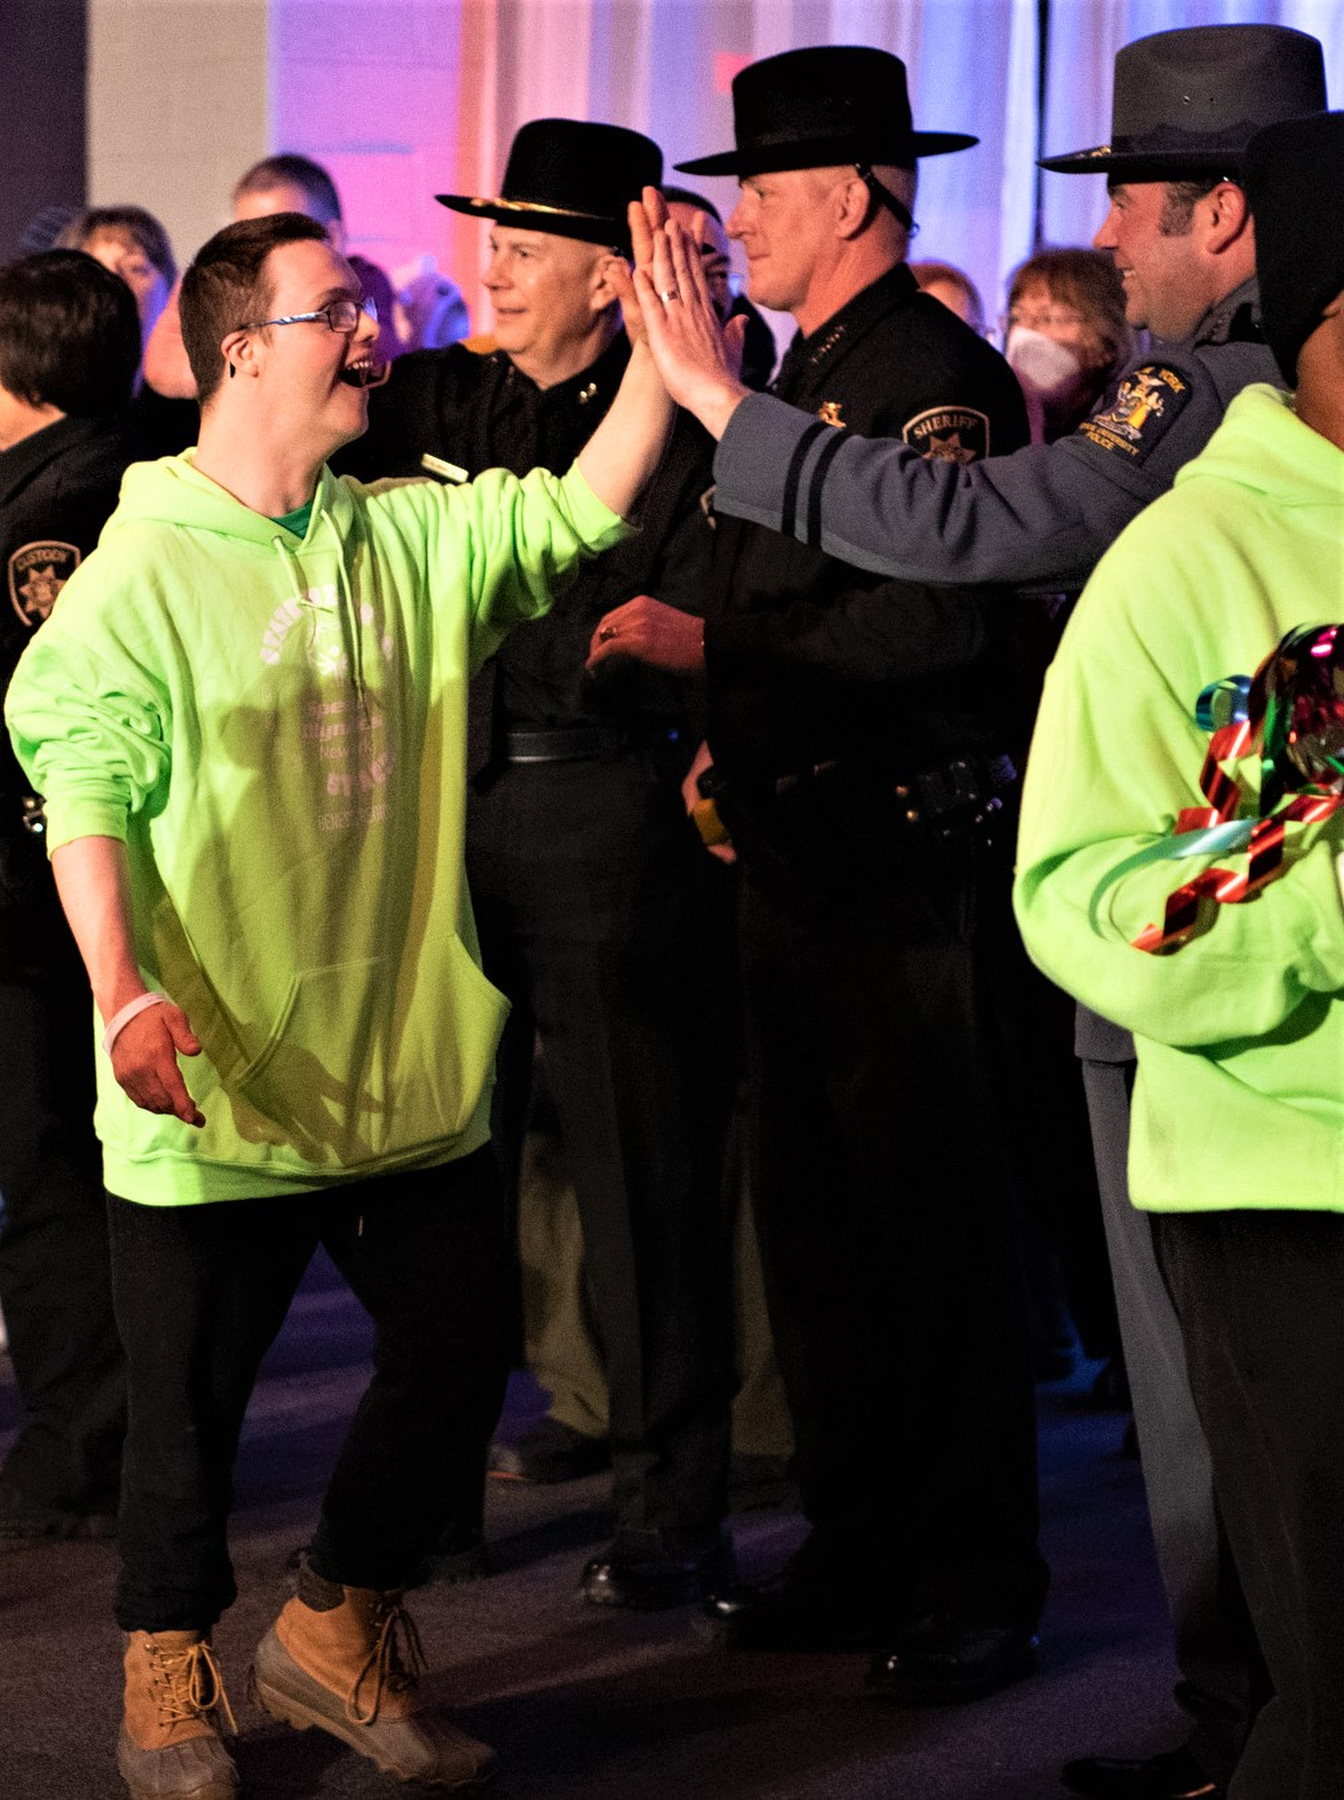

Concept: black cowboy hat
[[437, 119, 662, 254], [675, 45, 975, 179], [1040, 23, 1326, 179]]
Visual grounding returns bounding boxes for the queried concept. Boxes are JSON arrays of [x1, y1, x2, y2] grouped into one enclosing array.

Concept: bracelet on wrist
[[101, 992, 169, 1058]]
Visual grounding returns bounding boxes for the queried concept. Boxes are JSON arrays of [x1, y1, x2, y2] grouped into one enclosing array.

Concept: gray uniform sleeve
[[711, 353, 1238, 590]]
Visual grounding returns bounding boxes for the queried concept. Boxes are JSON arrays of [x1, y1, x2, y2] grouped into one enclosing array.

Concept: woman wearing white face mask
[[1002, 249, 1131, 442]]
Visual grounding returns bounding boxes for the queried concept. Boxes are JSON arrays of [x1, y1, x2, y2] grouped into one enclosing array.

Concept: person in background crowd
[[139, 151, 464, 428], [343, 120, 739, 1613], [1016, 105, 1344, 1800], [664, 185, 777, 387], [0, 250, 145, 1541], [57, 205, 176, 355], [594, 45, 1045, 1704], [618, 24, 1326, 1800], [1003, 247, 1131, 442], [910, 257, 985, 333], [5, 204, 684, 1800]]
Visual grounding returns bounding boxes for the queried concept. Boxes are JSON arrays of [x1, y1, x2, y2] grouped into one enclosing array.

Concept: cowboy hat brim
[[675, 129, 978, 178]]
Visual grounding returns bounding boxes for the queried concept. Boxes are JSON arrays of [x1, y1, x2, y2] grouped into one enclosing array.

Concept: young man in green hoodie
[[4, 207, 684, 1800], [1015, 112, 1344, 1799]]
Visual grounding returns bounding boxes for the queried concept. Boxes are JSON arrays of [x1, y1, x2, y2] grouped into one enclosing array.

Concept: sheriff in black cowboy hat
[[591, 39, 1048, 1711], [677, 43, 974, 236]]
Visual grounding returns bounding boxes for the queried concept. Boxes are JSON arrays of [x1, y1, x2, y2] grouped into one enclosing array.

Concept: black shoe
[[582, 1532, 734, 1611], [695, 1561, 890, 1651], [488, 1417, 610, 1484], [867, 1617, 1038, 1705], [423, 1525, 491, 1586], [1061, 1747, 1222, 1799]]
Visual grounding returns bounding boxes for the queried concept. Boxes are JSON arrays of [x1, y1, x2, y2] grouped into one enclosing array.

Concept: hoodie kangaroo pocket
[[233, 941, 506, 1166]]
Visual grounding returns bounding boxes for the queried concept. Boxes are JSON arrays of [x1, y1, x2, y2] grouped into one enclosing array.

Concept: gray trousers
[[1081, 1047, 1265, 1786]]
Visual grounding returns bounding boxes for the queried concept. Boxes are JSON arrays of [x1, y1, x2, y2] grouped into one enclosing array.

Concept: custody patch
[[8, 541, 79, 627], [902, 406, 989, 466], [1078, 365, 1191, 463]]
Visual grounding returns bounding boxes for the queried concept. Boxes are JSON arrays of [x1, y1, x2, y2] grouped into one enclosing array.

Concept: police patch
[[902, 406, 990, 465], [8, 541, 79, 627], [1078, 365, 1191, 463]]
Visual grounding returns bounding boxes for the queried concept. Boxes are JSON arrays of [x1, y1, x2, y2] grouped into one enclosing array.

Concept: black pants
[[0, 856, 125, 1513], [1156, 1210, 1344, 1800], [107, 1151, 510, 1632], [467, 753, 736, 1543], [738, 827, 1046, 1629], [1086, 1060, 1262, 1785]]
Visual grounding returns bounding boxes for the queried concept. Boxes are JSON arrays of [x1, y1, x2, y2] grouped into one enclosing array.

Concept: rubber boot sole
[[250, 1628, 496, 1789], [115, 1725, 239, 1800]]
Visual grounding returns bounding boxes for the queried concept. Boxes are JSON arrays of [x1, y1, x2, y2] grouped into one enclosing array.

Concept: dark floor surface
[[0, 1251, 1186, 1800]]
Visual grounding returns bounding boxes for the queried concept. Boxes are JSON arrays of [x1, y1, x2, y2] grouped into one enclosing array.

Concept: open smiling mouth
[[340, 356, 390, 389]]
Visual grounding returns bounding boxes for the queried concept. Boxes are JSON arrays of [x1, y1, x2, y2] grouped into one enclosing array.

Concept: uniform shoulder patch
[[1077, 365, 1191, 463], [8, 541, 80, 627], [902, 406, 990, 465]]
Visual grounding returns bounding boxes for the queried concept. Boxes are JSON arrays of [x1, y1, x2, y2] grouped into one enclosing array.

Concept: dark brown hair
[[180, 212, 328, 405]]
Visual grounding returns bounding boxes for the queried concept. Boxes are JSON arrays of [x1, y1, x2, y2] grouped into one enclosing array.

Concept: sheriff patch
[[1078, 365, 1191, 463], [9, 541, 80, 627], [902, 406, 990, 466]]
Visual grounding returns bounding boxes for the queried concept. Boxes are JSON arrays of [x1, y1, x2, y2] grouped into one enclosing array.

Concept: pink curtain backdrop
[[267, 0, 1344, 344]]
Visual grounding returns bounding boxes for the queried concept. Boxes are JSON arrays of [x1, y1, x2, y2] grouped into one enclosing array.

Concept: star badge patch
[[902, 406, 990, 465], [8, 541, 80, 627]]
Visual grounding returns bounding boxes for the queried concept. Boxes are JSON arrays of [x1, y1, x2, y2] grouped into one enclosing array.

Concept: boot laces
[[149, 1637, 238, 1736], [347, 1594, 425, 1726]]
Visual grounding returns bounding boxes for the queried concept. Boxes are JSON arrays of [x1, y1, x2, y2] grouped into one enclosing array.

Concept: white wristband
[[102, 992, 169, 1058]]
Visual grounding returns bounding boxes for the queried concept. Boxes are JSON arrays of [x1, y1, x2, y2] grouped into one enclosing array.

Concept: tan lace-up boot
[[250, 1559, 496, 1789], [117, 1629, 239, 1800]]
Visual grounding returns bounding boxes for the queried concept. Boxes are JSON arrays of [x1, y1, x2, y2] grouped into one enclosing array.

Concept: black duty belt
[[503, 725, 684, 765], [503, 726, 630, 763], [705, 750, 1019, 901], [764, 751, 1017, 837]]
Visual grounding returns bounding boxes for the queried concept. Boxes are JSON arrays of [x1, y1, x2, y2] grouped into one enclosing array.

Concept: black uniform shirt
[[1, 412, 144, 820], [704, 262, 1031, 788], [1, 411, 143, 963], [341, 333, 714, 754]]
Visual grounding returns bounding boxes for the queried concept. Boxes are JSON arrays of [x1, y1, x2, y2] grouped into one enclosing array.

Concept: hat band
[[463, 195, 619, 226], [733, 123, 914, 153], [1108, 119, 1262, 159]]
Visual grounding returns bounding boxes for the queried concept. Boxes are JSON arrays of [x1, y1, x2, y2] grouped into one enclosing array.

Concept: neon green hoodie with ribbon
[[5, 451, 626, 1205], [1015, 385, 1344, 1215]]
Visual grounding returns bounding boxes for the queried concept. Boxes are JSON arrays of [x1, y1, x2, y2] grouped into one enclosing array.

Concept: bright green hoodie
[[1015, 384, 1344, 1214], [5, 451, 626, 1204]]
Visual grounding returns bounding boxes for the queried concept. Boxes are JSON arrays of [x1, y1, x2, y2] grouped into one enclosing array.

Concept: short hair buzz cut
[[180, 211, 329, 406], [0, 249, 141, 415], [233, 152, 343, 227]]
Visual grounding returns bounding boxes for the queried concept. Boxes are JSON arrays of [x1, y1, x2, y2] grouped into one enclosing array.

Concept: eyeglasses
[[236, 296, 378, 334], [1002, 305, 1084, 334]]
